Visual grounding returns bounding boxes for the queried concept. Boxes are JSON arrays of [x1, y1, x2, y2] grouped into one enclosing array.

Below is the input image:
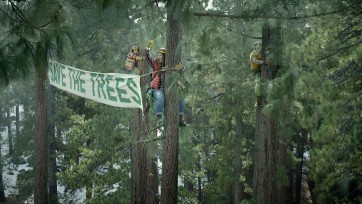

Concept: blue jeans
[[150, 89, 185, 116]]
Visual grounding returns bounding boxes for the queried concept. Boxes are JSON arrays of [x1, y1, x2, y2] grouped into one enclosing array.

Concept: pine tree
[[0, 130, 5, 202], [1, 1, 76, 202], [294, 1, 362, 202], [161, 0, 183, 202], [47, 85, 58, 203]]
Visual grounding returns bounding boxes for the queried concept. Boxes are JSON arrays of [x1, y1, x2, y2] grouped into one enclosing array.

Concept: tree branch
[[319, 40, 362, 61], [193, 3, 359, 20], [239, 31, 262, 39], [207, 92, 225, 101]]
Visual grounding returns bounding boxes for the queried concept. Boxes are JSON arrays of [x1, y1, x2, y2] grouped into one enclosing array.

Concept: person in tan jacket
[[250, 42, 264, 76]]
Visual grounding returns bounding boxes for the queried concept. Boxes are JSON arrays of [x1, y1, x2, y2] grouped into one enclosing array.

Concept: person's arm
[[252, 56, 264, 65], [145, 48, 154, 68], [145, 40, 155, 68], [135, 55, 144, 61]]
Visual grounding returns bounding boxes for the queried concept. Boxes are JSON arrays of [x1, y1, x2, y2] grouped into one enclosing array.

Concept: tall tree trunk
[[34, 71, 48, 204], [6, 108, 13, 156], [161, 2, 182, 203], [15, 105, 19, 155], [131, 53, 159, 203], [306, 132, 317, 204], [145, 48, 159, 203], [253, 24, 277, 204], [147, 156, 159, 204], [0, 137, 6, 202], [184, 175, 194, 192], [288, 165, 295, 204], [86, 184, 92, 203], [295, 130, 306, 204], [84, 139, 93, 203], [307, 179, 316, 204], [48, 85, 58, 203], [197, 156, 202, 203], [131, 113, 148, 204]]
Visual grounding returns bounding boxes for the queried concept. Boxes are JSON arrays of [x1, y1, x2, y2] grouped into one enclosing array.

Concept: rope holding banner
[[139, 64, 185, 78]]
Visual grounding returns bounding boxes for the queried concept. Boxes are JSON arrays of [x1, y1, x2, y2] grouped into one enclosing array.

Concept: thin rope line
[[139, 67, 182, 78]]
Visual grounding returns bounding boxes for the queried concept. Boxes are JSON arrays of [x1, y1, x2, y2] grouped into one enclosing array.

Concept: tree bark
[[161, 2, 182, 203], [48, 85, 58, 203], [6, 108, 13, 156], [131, 105, 149, 203], [146, 156, 159, 204], [131, 53, 159, 203], [145, 58, 159, 203], [15, 105, 19, 155], [34, 70, 48, 204], [197, 156, 202, 203], [131, 118, 148, 204], [295, 130, 307, 204], [253, 100, 277, 204], [253, 24, 277, 204], [0, 134, 6, 202]]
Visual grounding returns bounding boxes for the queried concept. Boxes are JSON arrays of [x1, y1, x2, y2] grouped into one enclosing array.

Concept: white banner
[[48, 60, 143, 110]]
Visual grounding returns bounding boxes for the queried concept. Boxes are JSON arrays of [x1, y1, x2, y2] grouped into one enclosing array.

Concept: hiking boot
[[179, 115, 187, 127]]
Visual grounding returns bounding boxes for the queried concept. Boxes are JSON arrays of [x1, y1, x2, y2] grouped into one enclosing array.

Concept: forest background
[[0, 0, 361, 203]]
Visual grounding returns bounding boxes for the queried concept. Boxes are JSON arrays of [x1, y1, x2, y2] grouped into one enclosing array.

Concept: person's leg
[[254, 70, 261, 96], [179, 98, 187, 126], [179, 98, 185, 115], [153, 89, 164, 116], [254, 70, 262, 106]]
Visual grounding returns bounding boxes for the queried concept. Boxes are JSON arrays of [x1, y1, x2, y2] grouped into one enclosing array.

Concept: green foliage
[[16, 169, 33, 201], [294, 2, 362, 202], [178, 185, 200, 204], [57, 98, 133, 202], [1, 0, 360, 203], [0, 77, 35, 157], [165, 69, 189, 99], [89, 188, 130, 204]]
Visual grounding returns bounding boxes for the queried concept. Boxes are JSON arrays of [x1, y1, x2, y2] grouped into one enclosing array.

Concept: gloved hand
[[146, 40, 154, 49], [174, 63, 183, 70]]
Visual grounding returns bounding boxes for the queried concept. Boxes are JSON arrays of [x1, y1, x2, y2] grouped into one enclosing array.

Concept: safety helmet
[[254, 42, 261, 49], [131, 46, 139, 52], [159, 48, 166, 54]]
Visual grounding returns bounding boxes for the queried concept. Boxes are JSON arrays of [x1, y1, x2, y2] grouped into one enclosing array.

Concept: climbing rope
[[139, 65, 184, 78]]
